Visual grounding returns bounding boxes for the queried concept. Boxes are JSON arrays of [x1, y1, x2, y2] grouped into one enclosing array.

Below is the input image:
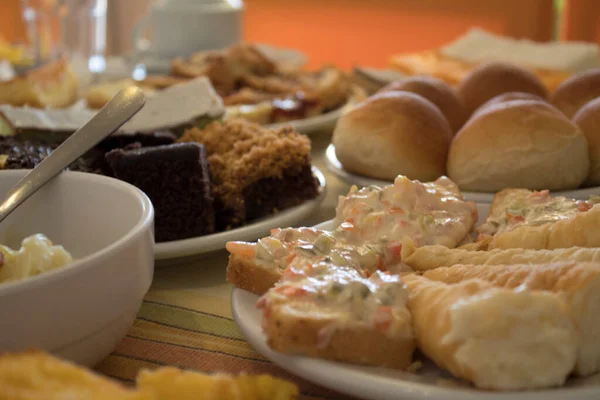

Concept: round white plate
[[131, 43, 308, 75], [265, 88, 363, 135], [154, 166, 327, 261], [232, 211, 600, 400], [324, 143, 600, 203]]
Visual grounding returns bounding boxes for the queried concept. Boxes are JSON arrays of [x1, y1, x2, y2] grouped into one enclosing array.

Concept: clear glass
[[60, 0, 107, 73], [19, 0, 107, 73], [19, 0, 65, 64]]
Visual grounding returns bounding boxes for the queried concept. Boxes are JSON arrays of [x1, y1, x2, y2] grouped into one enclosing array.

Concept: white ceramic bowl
[[0, 171, 154, 367]]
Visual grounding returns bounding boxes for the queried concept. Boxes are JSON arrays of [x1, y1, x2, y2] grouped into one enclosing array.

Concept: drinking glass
[[60, 0, 107, 74], [20, 0, 107, 74], [18, 0, 65, 65]]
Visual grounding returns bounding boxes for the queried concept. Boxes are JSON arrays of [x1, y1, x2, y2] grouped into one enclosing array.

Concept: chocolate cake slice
[[106, 142, 215, 242]]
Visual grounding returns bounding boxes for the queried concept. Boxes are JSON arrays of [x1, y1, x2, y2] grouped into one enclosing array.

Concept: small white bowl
[[0, 170, 154, 367]]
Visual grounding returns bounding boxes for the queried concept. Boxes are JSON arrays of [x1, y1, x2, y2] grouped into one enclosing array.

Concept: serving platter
[[325, 143, 600, 203], [231, 207, 600, 400], [154, 166, 327, 263]]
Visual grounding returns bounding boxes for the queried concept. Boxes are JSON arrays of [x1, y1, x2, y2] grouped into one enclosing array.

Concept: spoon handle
[[0, 86, 146, 224]]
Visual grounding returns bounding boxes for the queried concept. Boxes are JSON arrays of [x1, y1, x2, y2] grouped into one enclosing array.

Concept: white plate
[[265, 87, 364, 135], [325, 143, 600, 203], [231, 209, 600, 400], [132, 43, 308, 75], [154, 166, 327, 261]]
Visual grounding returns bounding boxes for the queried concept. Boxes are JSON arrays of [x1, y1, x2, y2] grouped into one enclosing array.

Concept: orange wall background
[[2, 0, 555, 69], [1, 0, 27, 42], [242, 0, 554, 69]]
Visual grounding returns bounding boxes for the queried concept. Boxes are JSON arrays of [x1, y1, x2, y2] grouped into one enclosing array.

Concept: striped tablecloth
[[94, 135, 359, 399]]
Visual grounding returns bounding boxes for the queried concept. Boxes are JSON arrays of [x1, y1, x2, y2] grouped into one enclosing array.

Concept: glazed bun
[[573, 97, 600, 185], [448, 100, 589, 192], [378, 76, 467, 133], [457, 62, 548, 115], [472, 91, 548, 118], [333, 92, 452, 182], [551, 69, 600, 118]]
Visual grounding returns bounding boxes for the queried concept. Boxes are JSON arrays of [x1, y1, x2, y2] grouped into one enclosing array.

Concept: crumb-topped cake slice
[[179, 119, 319, 229]]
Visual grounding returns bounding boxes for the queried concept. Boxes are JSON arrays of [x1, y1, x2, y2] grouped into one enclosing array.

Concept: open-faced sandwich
[[227, 175, 600, 391]]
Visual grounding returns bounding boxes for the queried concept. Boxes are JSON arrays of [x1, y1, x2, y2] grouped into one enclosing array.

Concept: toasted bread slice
[[226, 253, 282, 296], [0, 58, 78, 108], [225, 228, 326, 296], [259, 268, 415, 369], [264, 300, 414, 369]]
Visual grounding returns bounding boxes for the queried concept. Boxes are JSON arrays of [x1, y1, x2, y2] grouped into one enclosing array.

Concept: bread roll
[[573, 97, 600, 185], [447, 100, 589, 191], [551, 69, 600, 118], [378, 76, 467, 133], [457, 62, 548, 115], [472, 91, 547, 118], [333, 92, 452, 182]]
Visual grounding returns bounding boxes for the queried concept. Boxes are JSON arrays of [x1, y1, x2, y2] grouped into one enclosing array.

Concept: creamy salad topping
[[228, 176, 477, 343], [335, 176, 478, 248], [478, 190, 599, 236]]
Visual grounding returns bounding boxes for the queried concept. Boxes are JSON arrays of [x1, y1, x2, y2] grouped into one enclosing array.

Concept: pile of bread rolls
[[333, 61, 600, 192]]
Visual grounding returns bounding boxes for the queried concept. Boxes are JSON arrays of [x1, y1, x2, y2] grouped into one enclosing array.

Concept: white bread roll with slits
[[573, 97, 600, 185], [378, 76, 467, 133], [333, 92, 452, 182], [447, 100, 589, 192]]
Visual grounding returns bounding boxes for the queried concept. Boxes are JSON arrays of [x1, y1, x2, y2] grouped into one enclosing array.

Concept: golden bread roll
[[332, 92, 452, 182], [573, 96, 600, 185], [472, 91, 548, 118], [447, 100, 589, 192], [378, 76, 467, 133], [422, 262, 600, 376], [457, 61, 548, 115], [403, 274, 578, 390], [551, 69, 600, 118]]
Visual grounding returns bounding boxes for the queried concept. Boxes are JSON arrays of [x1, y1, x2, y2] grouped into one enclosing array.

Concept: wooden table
[[94, 132, 358, 399]]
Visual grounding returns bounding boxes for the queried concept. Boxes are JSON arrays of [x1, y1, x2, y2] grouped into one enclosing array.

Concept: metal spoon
[[0, 86, 146, 224]]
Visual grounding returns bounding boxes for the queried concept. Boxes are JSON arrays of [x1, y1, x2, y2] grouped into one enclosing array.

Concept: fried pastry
[[423, 262, 600, 376], [0, 350, 299, 400], [476, 188, 600, 250], [401, 239, 600, 271], [404, 274, 578, 390]]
